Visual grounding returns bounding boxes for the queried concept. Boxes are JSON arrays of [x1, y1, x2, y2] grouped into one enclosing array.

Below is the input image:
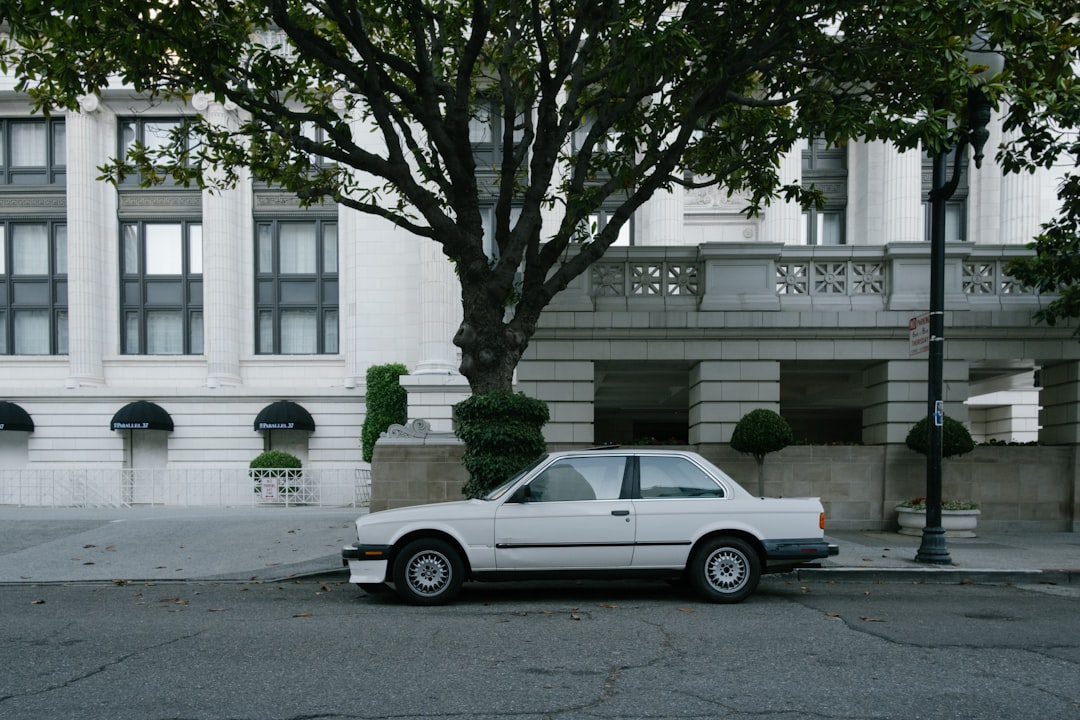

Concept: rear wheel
[[392, 538, 464, 606], [688, 536, 760, 604]]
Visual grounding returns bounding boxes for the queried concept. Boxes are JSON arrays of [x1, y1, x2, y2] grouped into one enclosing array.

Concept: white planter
[[896, 506, 980, 538]]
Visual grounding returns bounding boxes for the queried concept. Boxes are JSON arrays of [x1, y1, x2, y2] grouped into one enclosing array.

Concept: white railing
[[0, 467, 372, 509]]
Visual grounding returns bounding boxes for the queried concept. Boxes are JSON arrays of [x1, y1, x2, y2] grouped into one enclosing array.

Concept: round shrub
[[905, 416, 975, 459], [729, 408, 793, 463]]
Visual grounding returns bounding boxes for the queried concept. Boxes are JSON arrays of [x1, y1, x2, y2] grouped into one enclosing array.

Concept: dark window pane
[[280, 280, 317, 304], [145, 280, 184, 304], [13, 281, 49, 304]]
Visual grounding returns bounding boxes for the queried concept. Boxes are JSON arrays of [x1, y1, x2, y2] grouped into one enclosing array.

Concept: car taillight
[[819, 512, 826, 530]]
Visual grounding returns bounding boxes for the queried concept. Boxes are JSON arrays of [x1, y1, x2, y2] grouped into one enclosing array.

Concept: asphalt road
[[2, 575, 1078, 720]]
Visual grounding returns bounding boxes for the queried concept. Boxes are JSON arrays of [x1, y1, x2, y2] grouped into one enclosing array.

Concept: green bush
[[905, 415, 975, 459], [250, 449, 303, 494], [729, 409, 793, 463], [361, 363, 409, 462], [455, 391, 549, 499], [249, 449, 303, 469]]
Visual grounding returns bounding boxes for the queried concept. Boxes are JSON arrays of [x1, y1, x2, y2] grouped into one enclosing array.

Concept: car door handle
[[611, 510, 630, 516]]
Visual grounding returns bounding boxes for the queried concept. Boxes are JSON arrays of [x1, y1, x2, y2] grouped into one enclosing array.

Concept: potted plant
[[899, 415, 978, 535], [895, 497, 981, 537], [250, 449, 304, 504]]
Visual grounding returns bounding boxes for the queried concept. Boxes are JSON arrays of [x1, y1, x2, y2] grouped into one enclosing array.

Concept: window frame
[[119, 220, 203, 355], [254, 218, 339, 356], [921, 147, 969, 242], [0, 118, 67, 186], [801, 137, 847, 246], [117, 116, 192, 187], [0, 220, 68, 355]]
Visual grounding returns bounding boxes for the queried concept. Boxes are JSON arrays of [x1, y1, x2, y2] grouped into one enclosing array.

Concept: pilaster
[[689, 360, 780, 444]]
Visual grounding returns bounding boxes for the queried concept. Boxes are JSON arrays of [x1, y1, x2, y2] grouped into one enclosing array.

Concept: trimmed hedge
[[455, 391, 549, 499], [905, 415, 975, 459], [361, 363, 409, 462], [249, 449, 302, 469]]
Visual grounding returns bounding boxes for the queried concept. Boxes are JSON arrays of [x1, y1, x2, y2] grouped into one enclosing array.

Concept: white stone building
[[1, 79, 1077, 507]]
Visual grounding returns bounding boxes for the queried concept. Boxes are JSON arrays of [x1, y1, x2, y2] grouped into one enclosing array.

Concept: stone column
[[881, 145, 923, 245], [999, 126, 1044, 245], [64, 95, 113, 387], [638, 186, 684, 246], [193, 93, 243, 387], [689, 360, 780, 444], [1038, 362, 1080, 445], [516, 358, 595, 444], [760, 146, 802, 244], [862, 360, 969, 444]]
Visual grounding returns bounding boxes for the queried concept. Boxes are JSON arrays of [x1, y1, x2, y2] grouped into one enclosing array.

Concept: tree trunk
[[453, 304, 529, 396]]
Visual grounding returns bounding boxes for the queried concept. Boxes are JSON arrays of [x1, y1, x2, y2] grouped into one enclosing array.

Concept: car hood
[[357, 499, 492, 527]]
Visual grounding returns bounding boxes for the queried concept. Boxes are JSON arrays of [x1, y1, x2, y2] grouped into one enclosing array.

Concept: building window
[[469, 103, 526, 171], [922, 148, 968, 242], [0, 118, 66, 185], [120, 221, 203, 355], [801, 137, 847, 245], [255, 220, 338, 355], [118, 117, 190, 186], [0, 221, 68, 354], [577, 208, 633, 246]]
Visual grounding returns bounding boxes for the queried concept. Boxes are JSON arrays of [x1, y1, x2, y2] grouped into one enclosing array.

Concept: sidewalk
[[0, 506, 1076, 585]]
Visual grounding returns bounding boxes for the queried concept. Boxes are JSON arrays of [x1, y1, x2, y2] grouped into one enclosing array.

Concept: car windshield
[[482, 455, 548, 501]]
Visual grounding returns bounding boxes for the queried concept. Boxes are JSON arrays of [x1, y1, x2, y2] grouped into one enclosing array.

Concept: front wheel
[[392, 538, 464, 606], [688, 537, 760, 604]]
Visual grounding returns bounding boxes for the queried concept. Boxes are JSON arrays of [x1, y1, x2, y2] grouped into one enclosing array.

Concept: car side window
[[528, 456, 626, 502], [638, 456, 725, 499]]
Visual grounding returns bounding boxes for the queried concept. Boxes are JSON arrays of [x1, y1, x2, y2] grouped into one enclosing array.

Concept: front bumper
[[763, 539, 839, 561], [341, 543, 391, 584]]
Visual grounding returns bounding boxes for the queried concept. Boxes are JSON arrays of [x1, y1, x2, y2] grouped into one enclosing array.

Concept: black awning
[[0, 401, 34, 432], [254, 400, 315, 432], [110, 401, 174, 431]]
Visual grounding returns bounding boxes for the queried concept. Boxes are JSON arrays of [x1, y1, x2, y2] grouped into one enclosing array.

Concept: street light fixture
[[916, 37, 1004, 564]]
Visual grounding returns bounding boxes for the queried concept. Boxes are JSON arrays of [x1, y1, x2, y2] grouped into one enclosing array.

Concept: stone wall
[[371, 439, 1079, 532]]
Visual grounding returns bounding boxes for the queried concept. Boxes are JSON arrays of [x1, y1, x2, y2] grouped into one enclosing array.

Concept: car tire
[[392, 538, 464, 606], [689, 536, 760, 604]]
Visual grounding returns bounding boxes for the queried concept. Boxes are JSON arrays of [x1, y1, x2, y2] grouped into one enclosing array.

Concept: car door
[[630, 454, 729, 569], [493, 455, 634, 570]]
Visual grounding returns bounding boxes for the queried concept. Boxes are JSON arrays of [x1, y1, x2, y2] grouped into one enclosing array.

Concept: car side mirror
[[509, 485, 531, 503]]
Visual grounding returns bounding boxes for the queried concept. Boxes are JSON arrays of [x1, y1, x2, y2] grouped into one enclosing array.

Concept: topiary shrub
[[250, 449, 303, 495], [361, 363, 409, 462], [729, 408, 793, 495], [905, 415, 975, 459], [455, 391, 549, 499]]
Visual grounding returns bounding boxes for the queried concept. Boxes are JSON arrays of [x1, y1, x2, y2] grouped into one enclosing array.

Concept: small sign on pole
[[934, 400, 944, 427], [909, 313, 930, 356]]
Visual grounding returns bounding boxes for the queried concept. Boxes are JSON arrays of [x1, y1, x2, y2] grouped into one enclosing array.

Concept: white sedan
[[342, 448, 837, 605]]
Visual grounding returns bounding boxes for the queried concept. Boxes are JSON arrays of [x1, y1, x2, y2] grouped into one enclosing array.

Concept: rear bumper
[[763, 539, 839, 561]]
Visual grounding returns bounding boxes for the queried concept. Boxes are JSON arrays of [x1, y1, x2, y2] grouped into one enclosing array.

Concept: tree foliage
[[1, 0, 1077, 392]]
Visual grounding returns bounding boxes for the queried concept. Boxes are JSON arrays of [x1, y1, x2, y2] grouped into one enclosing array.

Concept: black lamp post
[[916, 39, 1003, 564]]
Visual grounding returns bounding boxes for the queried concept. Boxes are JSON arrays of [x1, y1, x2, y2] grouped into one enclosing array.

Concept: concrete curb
[[796, 567, 1079, 586]]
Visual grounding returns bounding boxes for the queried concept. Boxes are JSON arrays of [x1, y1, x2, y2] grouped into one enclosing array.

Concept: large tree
[[1, 1, 1076, 394]]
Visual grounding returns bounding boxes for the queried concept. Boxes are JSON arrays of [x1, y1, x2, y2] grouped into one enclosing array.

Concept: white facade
[[1, 87, 1078, 506]]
